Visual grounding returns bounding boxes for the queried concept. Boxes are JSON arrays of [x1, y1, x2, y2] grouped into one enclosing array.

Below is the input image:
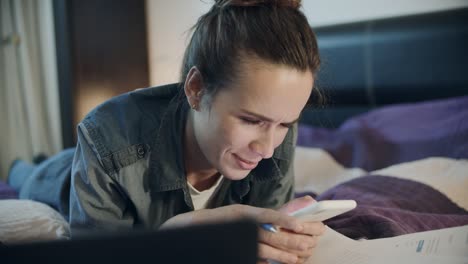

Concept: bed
[[1, 8, 467, 245], [294, 7, 468, 239]]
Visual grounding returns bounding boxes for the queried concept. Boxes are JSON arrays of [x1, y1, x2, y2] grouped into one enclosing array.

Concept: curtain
[[0, 0, 62, 180]]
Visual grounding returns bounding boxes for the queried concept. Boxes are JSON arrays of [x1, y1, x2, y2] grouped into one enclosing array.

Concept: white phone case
[[290, 200, 357, 222]]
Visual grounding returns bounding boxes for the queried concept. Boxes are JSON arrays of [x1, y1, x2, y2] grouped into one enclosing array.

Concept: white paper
[[306, 225, 468, 264]]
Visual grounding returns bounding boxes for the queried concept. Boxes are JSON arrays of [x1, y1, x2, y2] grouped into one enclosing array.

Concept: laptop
[[0, 219, 258, 264]]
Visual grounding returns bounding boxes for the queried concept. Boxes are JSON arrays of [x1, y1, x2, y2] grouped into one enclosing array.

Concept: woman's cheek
[[274, 129, 289, 147], [227, 125, 258, 151]]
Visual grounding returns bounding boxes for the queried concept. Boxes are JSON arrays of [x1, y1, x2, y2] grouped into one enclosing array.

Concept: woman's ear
[[184, 66, 204, 111]]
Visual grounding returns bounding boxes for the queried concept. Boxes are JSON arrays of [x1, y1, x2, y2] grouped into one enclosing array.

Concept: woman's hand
[[257, 196, 325, 264], [160, 203, 304, 231], [160, 196, 325, 264]]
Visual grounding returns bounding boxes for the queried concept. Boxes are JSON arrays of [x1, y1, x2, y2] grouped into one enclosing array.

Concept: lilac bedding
[[0, 181, 17, 199], [316, 175, 468, 239], [296, 95, 468, 239], [297, 95, 468, 171]]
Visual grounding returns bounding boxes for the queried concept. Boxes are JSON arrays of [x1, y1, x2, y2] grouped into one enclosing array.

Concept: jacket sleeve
[[69, 124, 134, 233]]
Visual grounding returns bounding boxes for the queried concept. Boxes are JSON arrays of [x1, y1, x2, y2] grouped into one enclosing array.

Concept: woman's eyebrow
[[240, 109, 300, 125]]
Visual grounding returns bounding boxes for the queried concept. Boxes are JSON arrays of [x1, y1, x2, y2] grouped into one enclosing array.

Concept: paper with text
[[306, 225, 468, 264]]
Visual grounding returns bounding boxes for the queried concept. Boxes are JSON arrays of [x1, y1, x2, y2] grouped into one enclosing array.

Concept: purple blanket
[[0, 181, 17, 199], [297, 95, 468, 171], [312, 175, 468, 239]]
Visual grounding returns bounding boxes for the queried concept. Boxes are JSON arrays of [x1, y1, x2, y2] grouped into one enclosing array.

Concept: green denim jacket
[[70, 83, 297, 231]]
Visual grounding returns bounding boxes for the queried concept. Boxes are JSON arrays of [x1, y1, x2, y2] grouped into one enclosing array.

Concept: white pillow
[[294, 146, 367, 195], [0, 199, 70, 244]]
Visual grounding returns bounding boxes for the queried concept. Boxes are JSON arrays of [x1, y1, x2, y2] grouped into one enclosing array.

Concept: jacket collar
[[148, 87, 189, 192]]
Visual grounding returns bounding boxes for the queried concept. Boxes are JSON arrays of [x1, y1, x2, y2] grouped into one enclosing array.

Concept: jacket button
[[137, 145, 146, 158]]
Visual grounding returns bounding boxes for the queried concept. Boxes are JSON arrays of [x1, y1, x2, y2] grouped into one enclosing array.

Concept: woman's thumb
[[279, 195, 316, 214]]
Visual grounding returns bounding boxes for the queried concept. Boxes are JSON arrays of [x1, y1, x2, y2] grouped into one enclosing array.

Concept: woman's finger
[[285, 247, 316, 264], [243, 206, 303, 233], [300, 221, 326, 236], [284, 245, 315, 259], [298, 247, 315, 263], [279, 195, 316, 214], [258, 242, 299, 264], [258, 228, 316, 252], [296, 256, 308, 264]]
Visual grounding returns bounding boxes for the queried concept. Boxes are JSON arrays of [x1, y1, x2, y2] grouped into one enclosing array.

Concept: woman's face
[[192, 60, 314, 181]]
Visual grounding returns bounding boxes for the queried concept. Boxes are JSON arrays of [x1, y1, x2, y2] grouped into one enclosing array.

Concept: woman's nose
[[250, 130, 275, 159]]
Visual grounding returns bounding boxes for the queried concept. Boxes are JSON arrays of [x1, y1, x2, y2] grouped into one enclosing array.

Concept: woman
[[9, 0, 324, 263]]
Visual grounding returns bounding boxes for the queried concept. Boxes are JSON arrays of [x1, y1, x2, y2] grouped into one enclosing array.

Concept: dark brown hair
[[180, 0, 321, 98]]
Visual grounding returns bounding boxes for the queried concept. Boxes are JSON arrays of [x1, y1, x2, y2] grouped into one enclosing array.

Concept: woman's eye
[[240, 117, 261, 125], [281, 123, 292, 129]]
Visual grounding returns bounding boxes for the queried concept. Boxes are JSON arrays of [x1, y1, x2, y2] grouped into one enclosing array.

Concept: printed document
[[306, 225, 468, 264]]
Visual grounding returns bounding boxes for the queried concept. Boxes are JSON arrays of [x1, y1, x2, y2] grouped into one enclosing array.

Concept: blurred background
[[1, 0, 467, 180]]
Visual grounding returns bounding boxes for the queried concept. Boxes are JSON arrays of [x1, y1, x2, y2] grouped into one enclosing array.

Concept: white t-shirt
[[187, 175, 224, 210]]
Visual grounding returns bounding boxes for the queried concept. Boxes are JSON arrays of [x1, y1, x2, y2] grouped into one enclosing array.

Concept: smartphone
[[289, 200, 357, 222]]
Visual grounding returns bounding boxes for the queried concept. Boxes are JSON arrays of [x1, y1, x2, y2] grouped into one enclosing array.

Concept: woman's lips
[[233, 154, 259, 170]]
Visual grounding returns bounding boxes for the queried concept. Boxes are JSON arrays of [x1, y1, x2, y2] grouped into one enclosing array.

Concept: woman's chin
[[220, 166, 252, 181]]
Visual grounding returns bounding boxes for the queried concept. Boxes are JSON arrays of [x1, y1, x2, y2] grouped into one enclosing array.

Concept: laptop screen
[[1, 219, 258, 264]]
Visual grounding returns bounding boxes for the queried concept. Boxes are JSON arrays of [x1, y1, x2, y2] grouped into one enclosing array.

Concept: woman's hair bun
[[214, 0, 301, 10]]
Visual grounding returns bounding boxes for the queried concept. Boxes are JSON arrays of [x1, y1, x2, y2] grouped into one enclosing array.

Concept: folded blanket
[[316, 175, 468, 240]]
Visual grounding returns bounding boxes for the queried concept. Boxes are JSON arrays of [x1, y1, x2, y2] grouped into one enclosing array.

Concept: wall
[[302, 0, 468, 27], [146, 0, 210, 86], [146, 0, 468, 86], [66, 0, 149, 143]]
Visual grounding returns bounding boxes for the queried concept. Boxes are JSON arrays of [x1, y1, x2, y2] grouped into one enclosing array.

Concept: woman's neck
[[183, 111, 220, 191]]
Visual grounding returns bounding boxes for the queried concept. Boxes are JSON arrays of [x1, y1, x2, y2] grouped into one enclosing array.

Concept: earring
[[191, 103, 197, 110]]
